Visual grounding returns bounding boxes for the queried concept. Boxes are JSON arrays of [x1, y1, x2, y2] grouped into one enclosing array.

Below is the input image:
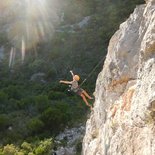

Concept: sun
[[6, 0, 57, 62], [7, 0, 51, 45]]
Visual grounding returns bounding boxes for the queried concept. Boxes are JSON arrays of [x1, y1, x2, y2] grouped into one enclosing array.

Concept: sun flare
[[11, 0, 53, 48], [0, 0, 58, 63]]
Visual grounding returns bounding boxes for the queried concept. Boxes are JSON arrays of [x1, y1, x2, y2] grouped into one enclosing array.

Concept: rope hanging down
[[79, 55, 107, 87]]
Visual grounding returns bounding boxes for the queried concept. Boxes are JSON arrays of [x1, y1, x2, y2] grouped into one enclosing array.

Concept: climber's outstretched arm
[[70, 70, 74, 77], [59, 80, 72, 85]]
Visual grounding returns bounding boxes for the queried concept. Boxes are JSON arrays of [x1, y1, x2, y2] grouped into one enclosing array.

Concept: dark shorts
[[72, 88, 84, 96], [76, 88, 84, 95]]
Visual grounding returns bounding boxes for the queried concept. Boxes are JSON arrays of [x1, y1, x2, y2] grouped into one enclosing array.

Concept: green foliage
[[28, 153, 35, 155], [75, 140, 82, 155], [35, 95, 49, 112], [3, 85, 23, 100], [0, 149, 3, 155], [0, 114, 10, 131], [3, 144, 17, 155], [34, 138, 52, 155], [41, 101, 73, 133], [21, 142, 32, 152], [19, 96, 36, 110], [48, 91, 67, 100], [28, 59, 45, 72], [0, 139, 53, 155], [41, 107, 64, 133], [49, 83, 67, 92], [0, 91, 8, 104], [27, 118, 44, 135], [16, 152, 25, 155], [0, 91, 9, 113], [46, 68, 57, 79]]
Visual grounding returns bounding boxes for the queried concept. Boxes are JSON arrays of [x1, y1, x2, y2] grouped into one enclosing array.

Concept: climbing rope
[[79, 54, 107, 87]]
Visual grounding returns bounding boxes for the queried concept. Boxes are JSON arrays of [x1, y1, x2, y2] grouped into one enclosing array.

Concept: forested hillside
[[0, 0, 144, 154]]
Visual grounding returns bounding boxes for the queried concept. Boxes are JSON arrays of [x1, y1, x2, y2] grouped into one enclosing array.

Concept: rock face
[[82, 0, 155, 155], [55, 125, 85, 155]]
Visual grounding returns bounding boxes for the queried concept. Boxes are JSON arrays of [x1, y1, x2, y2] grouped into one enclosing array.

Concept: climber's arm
[[59, 80, 72, 85], [70, 70, 74, 77]]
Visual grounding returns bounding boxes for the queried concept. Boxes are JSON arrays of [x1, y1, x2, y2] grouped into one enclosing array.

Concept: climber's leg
[[80, 94, 93, 110], [82, 90, 93, 99]]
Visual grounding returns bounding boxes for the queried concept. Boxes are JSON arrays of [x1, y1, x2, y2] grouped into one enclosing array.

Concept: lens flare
[[21, 37, 25, 63], [9, 47, 16, 68], [1, 0, 58, 62]]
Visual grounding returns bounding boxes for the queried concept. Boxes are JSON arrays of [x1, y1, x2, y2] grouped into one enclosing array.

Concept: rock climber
[[59, 71, 93, 110]]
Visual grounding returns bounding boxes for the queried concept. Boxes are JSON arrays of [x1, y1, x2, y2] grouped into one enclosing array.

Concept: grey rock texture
[[55, 125, 85, 155], [82, 0, 155, 155]]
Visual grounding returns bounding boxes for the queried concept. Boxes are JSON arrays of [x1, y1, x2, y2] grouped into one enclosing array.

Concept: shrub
[[3, 86, 22, 100], [3, 144, 17, 155], [21, 142, 32, 152], [28, 153, 35, 155], [16, 152, 24, 155], [8, 98, 19, 111], [35, 95, 49, 112], [28, 152, 35, 155], [46, 68, 57, 80], [34, 138, 53, 155], [49, 83, 66, 92], [4, 131, 23, 145], [0, 148, 4, 155], [27, 118, 44, 135], [0, 92, 20, 112], [28, 59, 44, 72], [18, 96, 36, 110], [0, 139, 53, 155], [41, 107, 61, 131], [48, 91, 67, 100], [0, 114, 10, 131], [40, 100, 73, 134], [0, 91, 8, 105], [75, 140, 82, 155]]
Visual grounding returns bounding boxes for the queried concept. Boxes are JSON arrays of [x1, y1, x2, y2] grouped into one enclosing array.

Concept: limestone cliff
[[82, 0, 155, 155]]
